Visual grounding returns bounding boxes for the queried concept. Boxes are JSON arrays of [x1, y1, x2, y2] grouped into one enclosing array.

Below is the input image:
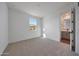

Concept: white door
[[70, 8, 75, 51], [75, 6, 79, 53]]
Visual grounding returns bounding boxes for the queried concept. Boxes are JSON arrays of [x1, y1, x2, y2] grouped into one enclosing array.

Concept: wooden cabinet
[[61, 31, 70, 40]]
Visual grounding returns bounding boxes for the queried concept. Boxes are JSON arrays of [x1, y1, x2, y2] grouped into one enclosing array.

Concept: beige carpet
[[2, 37, 78, 56]]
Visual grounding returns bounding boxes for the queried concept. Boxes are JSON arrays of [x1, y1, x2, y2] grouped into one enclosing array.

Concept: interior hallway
[[2, 37, 78, 56]]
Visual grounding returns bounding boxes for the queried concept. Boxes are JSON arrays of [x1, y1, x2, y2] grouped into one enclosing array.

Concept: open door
[[70, 8, 75, 51], [60, 8, 75, 52]]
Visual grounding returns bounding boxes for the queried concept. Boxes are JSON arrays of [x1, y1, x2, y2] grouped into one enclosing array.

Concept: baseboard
[[8, 36, 41, 45], [0, 43, 8, 56], [46, 38, 60, 42]]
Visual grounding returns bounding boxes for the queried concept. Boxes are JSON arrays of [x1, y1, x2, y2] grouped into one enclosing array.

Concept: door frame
[[60, 8, 76, 52], [70, 8, 76, 51]]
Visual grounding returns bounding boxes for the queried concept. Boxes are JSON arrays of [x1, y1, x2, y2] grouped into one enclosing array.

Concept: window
[[29, 16, 38, 30]]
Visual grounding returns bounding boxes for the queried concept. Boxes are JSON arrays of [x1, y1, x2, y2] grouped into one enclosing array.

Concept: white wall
[[43, 3, 75, 41], [43, 8, 68, 41], [8, 8, 42, 43], [0, 3, 8, 55], [7, 2, 75, 42], [43, 12, 61, 41]]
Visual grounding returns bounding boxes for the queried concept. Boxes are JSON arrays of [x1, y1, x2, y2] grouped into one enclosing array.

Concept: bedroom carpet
[[2, 37, 78, 56]]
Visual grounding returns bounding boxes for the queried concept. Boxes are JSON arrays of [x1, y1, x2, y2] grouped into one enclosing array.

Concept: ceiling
[[7, 2, 74, 17]]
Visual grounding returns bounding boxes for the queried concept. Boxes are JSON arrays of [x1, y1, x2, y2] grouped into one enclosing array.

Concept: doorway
[[60, 8, 75, 51], [60, 12, 71, 44]]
